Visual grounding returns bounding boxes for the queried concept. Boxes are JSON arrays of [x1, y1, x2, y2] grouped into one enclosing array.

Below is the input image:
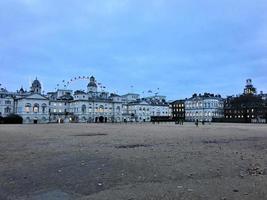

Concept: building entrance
[[99, 116, 104, 123]]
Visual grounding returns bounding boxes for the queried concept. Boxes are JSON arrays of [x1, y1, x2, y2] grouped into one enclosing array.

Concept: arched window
[[99, 105, 104, 112], [82, 105, 86, 114], [41, 103, 47, 113], [25, 103, 31, 113], [33, 103, 39, 113]]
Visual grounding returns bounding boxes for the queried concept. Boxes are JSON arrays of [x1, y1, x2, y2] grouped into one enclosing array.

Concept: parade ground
[[0, 123, 267, 200]]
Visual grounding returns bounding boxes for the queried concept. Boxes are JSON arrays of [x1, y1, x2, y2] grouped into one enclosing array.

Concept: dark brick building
[[170, 100, 185, 121], [224, 79, 267, 123]]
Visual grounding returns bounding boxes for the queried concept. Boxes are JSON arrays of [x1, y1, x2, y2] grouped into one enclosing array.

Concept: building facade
[[224, 79, 267, 123], [1, 76, 171, 123], [0, 88, 14, 117], [170, 100, 185, 121], [13, 79, 50, 124], [125, 96, 170, 122], [185, 93, 224, 122]]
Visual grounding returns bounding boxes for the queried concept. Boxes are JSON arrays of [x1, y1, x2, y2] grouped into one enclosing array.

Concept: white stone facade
[[0, 76, 171, 124], [124, 98, 170, 122], [15, 93, 49, 124], [0, 89, 14, 117], [185, 94, 224, 122]]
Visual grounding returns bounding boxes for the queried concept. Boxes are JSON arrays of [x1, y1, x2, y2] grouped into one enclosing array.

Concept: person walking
[[195, 119, 199, 127]]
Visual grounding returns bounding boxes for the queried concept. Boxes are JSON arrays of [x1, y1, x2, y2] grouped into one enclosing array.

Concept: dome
[[19, 87, 24, 93], [32, 79, 41, 88], [87, 76, 97, 87], [87, 82, 97, 87], [31, 78, 42, 94]]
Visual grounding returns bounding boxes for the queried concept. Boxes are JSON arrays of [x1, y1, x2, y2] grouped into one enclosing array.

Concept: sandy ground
[[0, 122, 267, 200]]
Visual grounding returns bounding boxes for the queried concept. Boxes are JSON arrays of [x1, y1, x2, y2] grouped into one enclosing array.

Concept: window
[[41, 103, 47, 113], [33, 104, 39, 113], [5, 100, 11, 105], [4, 107, 11, 113], [18, 107, 22, 113], [82, 105, 86, 114], [25, 103, 31, 113], [99, 105, 104, 112], [116, 106, 120, 112]]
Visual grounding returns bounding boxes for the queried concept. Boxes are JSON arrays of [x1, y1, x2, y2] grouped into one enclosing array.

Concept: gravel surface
[[0, 123, 267, 200]]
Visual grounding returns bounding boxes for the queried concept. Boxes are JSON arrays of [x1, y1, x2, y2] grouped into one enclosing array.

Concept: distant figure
[[195, 119, 199, 127], [202, 121, 205, 125], [181, 119, 184, 125]]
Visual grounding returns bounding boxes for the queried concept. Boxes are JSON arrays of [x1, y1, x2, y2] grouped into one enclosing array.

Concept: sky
[[0, 0, 267, 100]]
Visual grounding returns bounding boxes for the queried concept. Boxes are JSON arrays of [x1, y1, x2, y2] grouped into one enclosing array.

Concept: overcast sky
[[0, 0, 267, 100]]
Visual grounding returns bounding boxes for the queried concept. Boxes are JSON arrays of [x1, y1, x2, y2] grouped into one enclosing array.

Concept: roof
[[15, 93, 48, 100], [171, 99, 185, 104], [74, 90, 86, 95], [110, 93, 121, 97]]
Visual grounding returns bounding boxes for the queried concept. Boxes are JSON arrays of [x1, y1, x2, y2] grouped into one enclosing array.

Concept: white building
[[0, 88, 14, 117], [49, 76, 123, 123], [1, 76, 171, 124], [124, 95, 170, 122], [185, 93, 224, 122], [14, 79, 49, 124]]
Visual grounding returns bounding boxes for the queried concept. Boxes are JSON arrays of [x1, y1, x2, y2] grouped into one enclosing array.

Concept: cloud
[[0, 0, 267, 99]]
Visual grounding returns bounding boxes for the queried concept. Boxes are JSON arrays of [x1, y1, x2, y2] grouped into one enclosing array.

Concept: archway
[[99, 116, 104, 123]]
